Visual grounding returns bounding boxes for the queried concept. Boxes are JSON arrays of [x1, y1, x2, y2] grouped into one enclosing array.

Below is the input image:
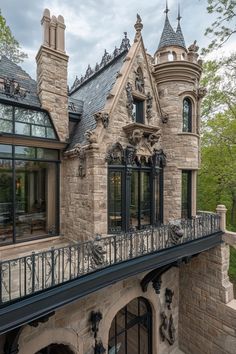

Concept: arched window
[[108, 297, 152, 354], [107, 145, 165, 233], [183, 98, 192, 132]]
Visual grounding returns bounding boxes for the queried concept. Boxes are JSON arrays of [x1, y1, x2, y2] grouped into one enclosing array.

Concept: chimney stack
[[36, 9, 69, 142]]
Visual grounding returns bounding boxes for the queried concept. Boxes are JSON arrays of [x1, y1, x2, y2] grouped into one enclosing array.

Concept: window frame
[[0, 144, 60, 245], [133, 98, 145, 124], [182, 97, 192, 133], [181, 170, 192, 219]]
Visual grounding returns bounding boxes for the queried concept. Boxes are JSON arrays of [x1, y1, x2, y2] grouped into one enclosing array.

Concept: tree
[[0, 10, 27, 63], [198, 53, 236, 230], [203, 0, 236, 54]]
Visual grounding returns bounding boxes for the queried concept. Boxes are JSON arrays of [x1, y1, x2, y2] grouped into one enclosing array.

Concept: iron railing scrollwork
[[0, 212, 220, 305]]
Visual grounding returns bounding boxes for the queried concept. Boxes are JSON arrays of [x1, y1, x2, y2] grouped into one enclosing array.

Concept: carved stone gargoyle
[[88, 235, 106, 268], [166, 220, 184, 246], [85, 130, 98, 144]]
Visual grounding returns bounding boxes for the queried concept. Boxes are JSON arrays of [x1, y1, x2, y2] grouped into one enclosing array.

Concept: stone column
[[216, 204, 227, 232]]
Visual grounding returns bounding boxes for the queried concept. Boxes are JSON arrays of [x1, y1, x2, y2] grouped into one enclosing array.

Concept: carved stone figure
[[89, 235, 106, 267], [198, 87, 207, 99], [161, 111, 169, 124], [147, 133, 160, 147], [125, 146, 136, 165], [120, 32, 131, 51], [106, 143, 124, 164], [85, 130, 97, 144], [135, 67, 145, 93], [160, 312, 176, 346], [126, 82, 134, 118], [128, 129, 143, 146], [152, 149, 166, 168], [146, 92, 153, 120], [167, 220, 184, 246], [188, 40, 199, 52], [94, 112, 110, 128], [165, 288, 174, 310], [78, 150, 86, 177], [134, 14, 143, 41]]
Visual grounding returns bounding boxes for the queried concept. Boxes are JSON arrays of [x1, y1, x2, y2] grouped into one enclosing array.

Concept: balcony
[[0, 212, 222, 334]]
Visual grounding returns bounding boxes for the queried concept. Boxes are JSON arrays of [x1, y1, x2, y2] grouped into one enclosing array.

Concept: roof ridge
[[70, 32, 131, 94]]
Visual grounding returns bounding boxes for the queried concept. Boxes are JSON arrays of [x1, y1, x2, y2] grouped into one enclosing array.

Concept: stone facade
[[179, 244, 236, 354]]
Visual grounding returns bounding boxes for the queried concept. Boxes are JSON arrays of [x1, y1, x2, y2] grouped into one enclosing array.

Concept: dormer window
[[133, 98, 144, 124], [183, 97, 192, 132]]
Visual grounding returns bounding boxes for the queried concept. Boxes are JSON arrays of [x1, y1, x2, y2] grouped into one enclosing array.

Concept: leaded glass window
[[183, 98, 192, 132], [0, 102, 57, 139]]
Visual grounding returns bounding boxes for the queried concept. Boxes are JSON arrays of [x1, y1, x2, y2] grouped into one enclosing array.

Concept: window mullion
[[12, 146, 16, 243]]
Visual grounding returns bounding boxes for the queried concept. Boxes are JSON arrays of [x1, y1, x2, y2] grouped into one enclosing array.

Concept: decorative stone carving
[[94, 112, 110, 128], [161, 111, 169, 124], [85, 130, 98, 144], [128, 129, 143, 146], [166, 220, 184, 246], [134, 67, 145, 94], [89, 235, 106, 268], [146, 92, 153, 121], [125, 146, 136, 165], [94, 340, 106, 354], [126, 82, 134, 118], [188, 40, 199, 52], [152, 149, 166, 168], [198, 87, 207, 99], [134, 13, 143, 41], [106, 142, 124, 164], [152, 277, 162, 294], [90, 310, 103, 338], [120, 32, 131, 51], [165, 288, 174, 310], [63, 143, 81, 158], [160, 312, 176, 345], [147, 133, 160, 147], [0, 77, 28, 99]]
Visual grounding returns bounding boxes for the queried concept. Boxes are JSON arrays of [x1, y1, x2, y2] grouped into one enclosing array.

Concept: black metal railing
[[0, 213, 220, 305]]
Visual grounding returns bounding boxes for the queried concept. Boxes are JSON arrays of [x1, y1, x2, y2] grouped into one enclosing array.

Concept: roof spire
[[164, 0, 169, 16], [177, 3, 181, 22], [134, 14, 143, 41]]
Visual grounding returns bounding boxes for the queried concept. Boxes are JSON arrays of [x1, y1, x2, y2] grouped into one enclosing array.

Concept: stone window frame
[[181, 170, 192, 219], [180, 93, 197, 134]]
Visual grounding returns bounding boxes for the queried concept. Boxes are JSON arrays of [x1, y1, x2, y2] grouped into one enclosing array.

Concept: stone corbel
[[197, 87, 207, 99], [85, 130, 98, 144], [63, 143, 81, 159]]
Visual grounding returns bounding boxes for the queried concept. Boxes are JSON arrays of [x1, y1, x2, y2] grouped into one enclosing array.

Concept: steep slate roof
[[0, 55, 41, 108], [68, 50, 127, 149], [158, 15, 186, 50]]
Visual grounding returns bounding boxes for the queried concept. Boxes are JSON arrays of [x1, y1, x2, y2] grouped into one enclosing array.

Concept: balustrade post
[[51, 247, 55, 286], [31, 252, 36, 293], [216, 204, 227, 232]]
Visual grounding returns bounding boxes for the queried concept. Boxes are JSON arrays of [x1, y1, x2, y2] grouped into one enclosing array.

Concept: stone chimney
[[36, 9, 69, 142]]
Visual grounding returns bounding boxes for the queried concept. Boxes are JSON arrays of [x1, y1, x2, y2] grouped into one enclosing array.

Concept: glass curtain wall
[[0, 144, 59, 245]]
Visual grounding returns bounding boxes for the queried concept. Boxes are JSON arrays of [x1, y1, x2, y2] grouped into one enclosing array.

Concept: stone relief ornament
[[166, 220, 184, 246], [94, 111, 110, 128], [161, 111, 169, 124], [126, 82, 134, 119], [147, 133, 160, 147], [128, 129, 143, 146], [106, 143, 124, 165], [188, 40, 199, 52], [146, 92, 153, 121], [89, 235, 106, 268], [85, 130, 98, 144], [160, 312, 176, 346], [78, 150, 86, 178], [165, 288, 174, 310], [0, 77, 28, 99], [152, 149, 166, 168], [134, 67, 145, 94], [125, 146, 136, 165], [198, 87, 207, 99]]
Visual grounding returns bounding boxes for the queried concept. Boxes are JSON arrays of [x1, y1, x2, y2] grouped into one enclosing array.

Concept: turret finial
[[177, 3, 182, 22], [164, 0, 169, 16]]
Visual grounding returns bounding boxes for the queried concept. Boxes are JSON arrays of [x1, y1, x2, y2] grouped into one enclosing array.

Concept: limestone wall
[[179, 243, 236, 354], [13, 268, 180, 354]]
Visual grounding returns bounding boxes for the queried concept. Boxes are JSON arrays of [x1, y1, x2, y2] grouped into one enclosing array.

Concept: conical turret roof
[[158, 13, 186, 51]]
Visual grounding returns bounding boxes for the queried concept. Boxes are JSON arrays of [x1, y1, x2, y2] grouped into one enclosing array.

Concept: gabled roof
[[0, 55, 41, 108], [68, 48, 128, 149], [158, 15, 186, 51]]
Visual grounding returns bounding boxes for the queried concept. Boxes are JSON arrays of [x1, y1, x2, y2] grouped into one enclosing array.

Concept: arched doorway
[[108, 297, 152, 354], [35, 343, 74, 354]]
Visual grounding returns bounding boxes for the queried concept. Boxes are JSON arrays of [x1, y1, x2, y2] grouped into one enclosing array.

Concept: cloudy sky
[[1, 0, 234, 86]]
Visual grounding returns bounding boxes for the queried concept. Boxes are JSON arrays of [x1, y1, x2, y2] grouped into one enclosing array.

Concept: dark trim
[[0, 231, 223, 335]]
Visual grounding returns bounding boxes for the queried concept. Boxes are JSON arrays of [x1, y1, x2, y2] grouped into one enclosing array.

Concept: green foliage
[[197, 53, 236, 230], [203, 0, 236, 54], [229, 246, 236, 280], [0, 10, 27, 63]]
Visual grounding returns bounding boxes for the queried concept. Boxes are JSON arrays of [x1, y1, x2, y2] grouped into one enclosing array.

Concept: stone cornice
[[36, 45, 69, 63]]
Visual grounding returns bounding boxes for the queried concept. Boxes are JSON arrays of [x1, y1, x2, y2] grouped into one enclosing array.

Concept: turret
[[152, 3, 205, 221]]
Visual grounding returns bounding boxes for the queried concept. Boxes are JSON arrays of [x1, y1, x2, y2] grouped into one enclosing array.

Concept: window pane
[[15, 146, 36, 159], [108, 171, 122, 233], [32, 125, 46, 138], [15, 108, 35, 123], [182, 171, 192, 219], [130, 171, 139, 229], [133, 99, 144, 124], [37, 148, 59, 160], [140, 172, 151, 227], [0, 119, 13, 133], [15, 122, 30, 135], [0, 103, 13, 120], [15, 160, 58, 241], [127, 325, 139, 354], [183, 98, 192, 132], [46, 127, 56, 139], [0, 145, 12, 158], [0, 159, 13, 244]]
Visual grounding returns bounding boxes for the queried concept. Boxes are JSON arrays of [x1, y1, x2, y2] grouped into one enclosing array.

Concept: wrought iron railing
[[0, 213, 220, 305]]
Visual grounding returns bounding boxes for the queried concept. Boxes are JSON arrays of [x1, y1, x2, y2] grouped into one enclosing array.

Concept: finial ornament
[[134, 14, 143, 41], [164, 0, 169, 15], [177, 3, 182, 21]]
